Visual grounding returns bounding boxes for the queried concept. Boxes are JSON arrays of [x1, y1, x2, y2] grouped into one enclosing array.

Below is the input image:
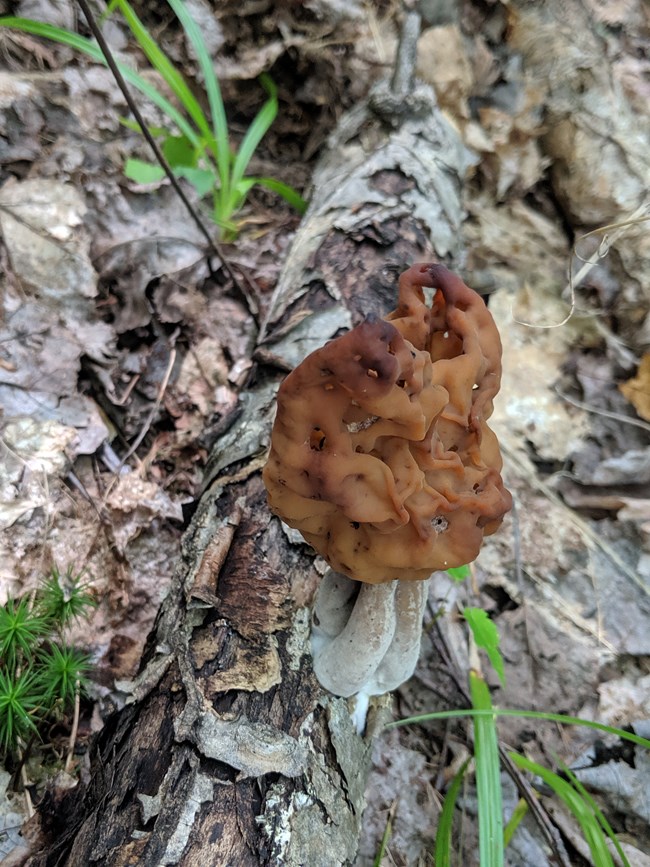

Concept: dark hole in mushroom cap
[[310, 428, 327, 451]]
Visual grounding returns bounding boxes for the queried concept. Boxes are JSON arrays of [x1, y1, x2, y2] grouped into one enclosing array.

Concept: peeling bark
[[27, 54, 467, 867]]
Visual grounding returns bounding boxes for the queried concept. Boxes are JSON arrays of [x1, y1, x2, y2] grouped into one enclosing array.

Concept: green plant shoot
[[470, 670, 503, 867], [446, 564, 471, 582], [0, 1, 307, 239], [434, 757, 470, 867], [0, 565, 94, 758], [464, 607, 506, 687]]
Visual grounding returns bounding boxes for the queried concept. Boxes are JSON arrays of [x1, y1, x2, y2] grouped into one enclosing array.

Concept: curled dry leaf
[[416, 25, 473, 119]]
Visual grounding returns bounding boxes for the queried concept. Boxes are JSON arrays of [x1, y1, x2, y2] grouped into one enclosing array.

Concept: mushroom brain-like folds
[[263, 263, 512, 584]]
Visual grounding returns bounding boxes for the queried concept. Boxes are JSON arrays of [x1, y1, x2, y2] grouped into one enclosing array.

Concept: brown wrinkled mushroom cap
[[263, 263, 512, 583]]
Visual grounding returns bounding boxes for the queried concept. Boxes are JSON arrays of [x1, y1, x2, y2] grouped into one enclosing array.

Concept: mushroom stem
[[311, 570, 358, 644], [370, 578, 430, 694], [348, 579, 430, 734], [311, 575, 398, 698], [311, 571, 431, 706]]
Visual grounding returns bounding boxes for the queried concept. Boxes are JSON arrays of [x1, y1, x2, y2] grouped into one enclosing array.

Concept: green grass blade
[[510, 754, 615, 867], [470, 671, 503, 867], [111, 0, 212, 142], [0, 17, 202, 149], [372, 809, 393, 867], [503, 798, 528, 847], [119, 117, 168, 137], [387, 709, 650, 751], [166, 0, 229, 194], [124, 158, 166, 184], [464, 608, 506, 687], [226, 74, 277, 212], [435, 757, 470, 867], [229, 174, 308, 220], [253, 177, 307, 213], [229, 178, 256, 216], [561, 762, 631, 867]]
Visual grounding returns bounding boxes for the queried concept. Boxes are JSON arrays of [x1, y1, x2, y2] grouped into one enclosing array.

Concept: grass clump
[[393, 691, 647, 866], [0, 565, 95, 761], [0, 0, 307, 239], [389, 583, 648, 867]]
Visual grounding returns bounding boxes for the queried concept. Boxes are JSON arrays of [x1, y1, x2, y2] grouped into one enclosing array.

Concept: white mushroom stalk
[[311, 570, 431, 731]]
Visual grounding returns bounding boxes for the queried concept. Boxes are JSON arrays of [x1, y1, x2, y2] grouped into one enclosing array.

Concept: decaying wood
[[26, 14, 468, 865]]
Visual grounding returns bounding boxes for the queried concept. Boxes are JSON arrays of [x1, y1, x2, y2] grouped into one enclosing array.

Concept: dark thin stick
[[434, 719, 453, 791], [499, 745, 572, 867], [510, 496, 537, 672]]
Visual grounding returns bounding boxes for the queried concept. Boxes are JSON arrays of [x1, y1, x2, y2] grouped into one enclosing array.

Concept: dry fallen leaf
[[417, 25, 473, 119], [619, 353, 650, 422]]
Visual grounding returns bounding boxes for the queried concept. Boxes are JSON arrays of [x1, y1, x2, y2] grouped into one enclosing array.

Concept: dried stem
[[65, 680, 81, 774]]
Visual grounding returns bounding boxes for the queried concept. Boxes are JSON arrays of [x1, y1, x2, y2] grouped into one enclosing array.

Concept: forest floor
[[0, 0, 649, 864]]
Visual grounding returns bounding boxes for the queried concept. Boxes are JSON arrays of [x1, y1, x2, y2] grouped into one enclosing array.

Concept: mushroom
[[263, 263, 511, 711]]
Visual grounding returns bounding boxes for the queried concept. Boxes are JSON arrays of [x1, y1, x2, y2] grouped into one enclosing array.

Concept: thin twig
[[65, 469, 106, 522], [512, 201, 650, 330], [554, 385, 650, 433], [103, 336, 178, 502], [412, 670, 458, 706], [522, 565, 618, 653], [509, 496, 538, 673], [113, 373, 141, 407], [434, 718, 453, 790], [122, 344, 176, 464], [499, 745, 572, 867]]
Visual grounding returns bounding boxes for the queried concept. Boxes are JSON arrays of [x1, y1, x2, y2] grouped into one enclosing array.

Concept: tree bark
[[27, 24, 467, 865]]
